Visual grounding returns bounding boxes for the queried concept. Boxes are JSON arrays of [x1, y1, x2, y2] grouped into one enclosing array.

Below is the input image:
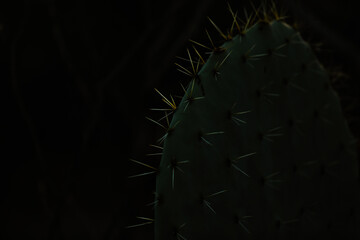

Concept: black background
[[1, 0, 359, 239]]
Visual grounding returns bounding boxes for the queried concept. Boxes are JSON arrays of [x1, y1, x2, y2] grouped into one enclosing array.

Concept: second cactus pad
[[155, 19, 359, 239]]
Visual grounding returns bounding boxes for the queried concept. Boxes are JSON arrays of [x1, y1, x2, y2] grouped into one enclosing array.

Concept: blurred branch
[[147, 0, 216, 88], [11, 1, 45, 171], [282, 0, 360, 67]]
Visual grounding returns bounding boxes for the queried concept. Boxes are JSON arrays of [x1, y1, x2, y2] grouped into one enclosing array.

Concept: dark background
[[1, 0, 359, 239]]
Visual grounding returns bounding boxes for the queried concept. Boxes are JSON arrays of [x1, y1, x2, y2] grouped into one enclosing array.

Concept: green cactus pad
[[154, 19, 359, 240]]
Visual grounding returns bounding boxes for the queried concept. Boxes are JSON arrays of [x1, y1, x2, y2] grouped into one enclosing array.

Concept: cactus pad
[[152, 9, 359, 240]]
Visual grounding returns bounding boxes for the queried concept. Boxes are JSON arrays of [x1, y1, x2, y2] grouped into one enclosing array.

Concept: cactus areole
[[151, 10, 359, 240]]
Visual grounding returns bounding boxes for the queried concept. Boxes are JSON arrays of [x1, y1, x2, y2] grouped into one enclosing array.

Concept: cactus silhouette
[[137, 3, 359, 240]]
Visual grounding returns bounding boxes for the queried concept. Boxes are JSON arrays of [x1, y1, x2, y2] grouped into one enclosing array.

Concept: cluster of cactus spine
[[129, 2, 359, 239]]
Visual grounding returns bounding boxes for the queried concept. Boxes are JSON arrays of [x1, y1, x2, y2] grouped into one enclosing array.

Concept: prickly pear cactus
[[150, 5, 359, 240]]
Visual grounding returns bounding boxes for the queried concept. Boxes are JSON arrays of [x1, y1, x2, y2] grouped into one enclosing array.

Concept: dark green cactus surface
[[153, 15, 359, 240]]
